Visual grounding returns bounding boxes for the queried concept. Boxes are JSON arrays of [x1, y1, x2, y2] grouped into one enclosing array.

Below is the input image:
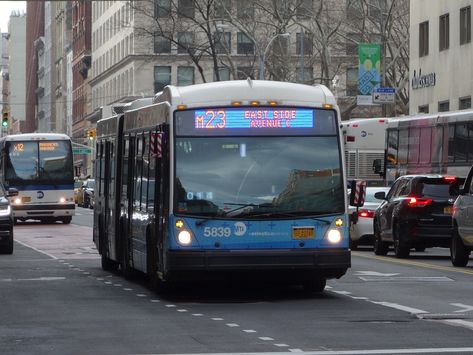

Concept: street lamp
[[259, 32, 290, 80]]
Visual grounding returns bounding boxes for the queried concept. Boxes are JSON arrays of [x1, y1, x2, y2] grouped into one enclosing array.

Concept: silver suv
[[451, 166, 473, 267]]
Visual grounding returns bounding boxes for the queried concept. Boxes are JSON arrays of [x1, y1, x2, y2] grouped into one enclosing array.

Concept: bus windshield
[[175, 136, 344, 218], [5, 140, 74, 186]]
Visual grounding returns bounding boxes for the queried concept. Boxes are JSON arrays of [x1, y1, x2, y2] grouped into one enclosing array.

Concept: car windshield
[[86, 180, 95, 189], [419, 182, 460, 199], [174, 136, 344, 218]]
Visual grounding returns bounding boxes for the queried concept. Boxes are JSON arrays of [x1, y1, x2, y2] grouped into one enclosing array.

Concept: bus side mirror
[[372, 159, 383, 175], [7, 188, 18, 197], [349, 180, 366, 207]]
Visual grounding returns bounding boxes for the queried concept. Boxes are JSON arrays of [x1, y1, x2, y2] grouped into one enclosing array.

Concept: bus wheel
[[62, 216, 72, 224], [303, 277, 326, 293]]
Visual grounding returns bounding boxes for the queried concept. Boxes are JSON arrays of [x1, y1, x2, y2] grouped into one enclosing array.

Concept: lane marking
[[144, 348, 473, 354], [443, 319, 473, 331], [243, 329, 257, 333], [259, 337, 274, 341], [369, 301, 427, 315], [14, 239, 58, 260], [0, 277, 66, 282], [352, 252, 473, 276], [450, 303, 473, 313], [226, 323, 239, 327]]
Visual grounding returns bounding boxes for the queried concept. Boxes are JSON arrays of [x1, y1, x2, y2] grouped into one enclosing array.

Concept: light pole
[[259, 32, 290, 80]]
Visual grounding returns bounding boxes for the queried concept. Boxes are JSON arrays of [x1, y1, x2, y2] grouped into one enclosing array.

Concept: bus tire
[[62, 216, 72, 224], [303, 277, 326, 293], [450, 227, 470, 267]]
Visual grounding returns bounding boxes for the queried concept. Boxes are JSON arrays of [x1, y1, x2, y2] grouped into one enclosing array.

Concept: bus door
[[153, 125, 169, 275], [103, 139, 118, 261]]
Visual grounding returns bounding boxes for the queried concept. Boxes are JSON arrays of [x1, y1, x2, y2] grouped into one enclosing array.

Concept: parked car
[[373, 174, 464, 258], [451, 166, 473, 267], [0, 183, 18, 254], [77, 178, 95, 209], [349, 186, 390, 249]]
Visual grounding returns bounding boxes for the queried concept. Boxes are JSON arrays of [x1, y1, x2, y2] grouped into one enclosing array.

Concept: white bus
[[341, 118, 389, 186], [0, 133, 75, 223], [94, 80, 351, 292]]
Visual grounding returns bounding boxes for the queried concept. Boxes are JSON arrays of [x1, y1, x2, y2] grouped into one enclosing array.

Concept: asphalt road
[[1, 208, 473, 355]]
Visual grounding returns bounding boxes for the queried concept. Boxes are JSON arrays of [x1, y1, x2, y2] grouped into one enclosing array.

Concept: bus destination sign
[[194, 108, 314, 130]]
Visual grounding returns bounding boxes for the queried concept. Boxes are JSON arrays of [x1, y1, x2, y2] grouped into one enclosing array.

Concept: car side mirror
[[349, 180, 366, 207], [7, 188, 18, 197], [374, 191, 386, 200]]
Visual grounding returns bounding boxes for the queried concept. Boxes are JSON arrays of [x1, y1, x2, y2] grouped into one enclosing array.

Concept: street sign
[[72, 148, 92, 154], [372, 87, 395, 104]]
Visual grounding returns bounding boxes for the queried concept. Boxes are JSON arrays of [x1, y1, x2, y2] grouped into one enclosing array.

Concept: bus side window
[[122, 137, 129, 201]]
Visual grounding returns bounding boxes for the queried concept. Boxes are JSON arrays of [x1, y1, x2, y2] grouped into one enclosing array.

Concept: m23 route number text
[[196, 110, 226, 129], [203, 226, 232, 237]]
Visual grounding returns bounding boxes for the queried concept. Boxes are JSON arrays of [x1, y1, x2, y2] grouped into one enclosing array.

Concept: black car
[[373, 175, 464, 258], [0, 184, 18, 254]]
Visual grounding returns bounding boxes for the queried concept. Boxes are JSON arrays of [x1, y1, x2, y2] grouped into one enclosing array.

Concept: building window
[[419, 21, 429, 57], [237, 66, 254, 79], [296, 0, 312, 19], [237, 0, 254, 19], [438, 100, 450, 112], [237, 32, 254, 54], [460, 6, 471, 45], [459, 96, 472, 110], [346, 33, 362, 55], [214, 0, 231, 19], [177, 32, 194, 54], [214, 31, 231, 54], [154, 66, 171, 93], [346, 67, 358, 96], [178, 0, 194, 18], [155, 0, 171, 17], [418, 104, 429, 113], [214, 67, 231, 81], [154, 33, 171, 53], [439, 13, 449, 51], [296, 32, 313, 55], [368, 0, 386, 19], [177, 66, 194, 86]]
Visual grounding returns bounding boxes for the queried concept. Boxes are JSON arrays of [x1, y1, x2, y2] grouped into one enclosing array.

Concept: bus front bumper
[[12, 204, 75, 218], [166, 249, 350, 280]]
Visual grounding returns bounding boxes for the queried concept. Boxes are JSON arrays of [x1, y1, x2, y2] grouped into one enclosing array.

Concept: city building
[[7, 12, 26, 133], [410, 0, 473, 114], [25, 1, 44, 133], [72, 0, 93, 177], [88, 0, 409, 120], [0, 32, 9, 135]]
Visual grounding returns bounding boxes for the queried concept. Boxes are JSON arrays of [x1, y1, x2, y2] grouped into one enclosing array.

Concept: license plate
[[292, 227, 315, 239], [444, 206, 453, 214]]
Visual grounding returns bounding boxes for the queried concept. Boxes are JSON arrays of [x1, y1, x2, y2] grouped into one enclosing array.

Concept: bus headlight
[[0, 205, 11, 216], [14, 198, 22, 205], [177, 230, 192, 245], [327, 229, 342, 244], [59, 197, 66, 203]]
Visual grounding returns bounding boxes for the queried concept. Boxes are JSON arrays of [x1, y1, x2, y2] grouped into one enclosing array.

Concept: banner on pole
[[357, 43, 381, 106]]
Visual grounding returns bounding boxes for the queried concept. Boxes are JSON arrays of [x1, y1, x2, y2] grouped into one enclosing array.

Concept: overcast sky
[[0, 1, 26, 33]]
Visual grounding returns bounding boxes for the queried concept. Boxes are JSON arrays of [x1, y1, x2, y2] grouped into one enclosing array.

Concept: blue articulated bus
[[94, 80, 350, 292]]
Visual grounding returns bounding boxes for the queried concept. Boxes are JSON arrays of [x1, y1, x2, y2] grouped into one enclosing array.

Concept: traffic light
[[87, 129, 96, 140], [2, 111, 9, 128]]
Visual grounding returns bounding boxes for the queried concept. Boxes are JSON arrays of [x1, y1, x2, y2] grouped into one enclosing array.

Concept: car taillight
[[407, 197, 433, 207], [444, 176, 456, 182], [358, 209, 375, 218]]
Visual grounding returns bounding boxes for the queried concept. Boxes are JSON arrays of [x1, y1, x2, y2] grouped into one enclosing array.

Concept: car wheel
[[415, 246, 426, 252], [62, 216, 72, 224], [350, 239, 358, 250], [393, 223, 410, 258], [0, 236, 13, 254], [450, 227, 470, 267], [83, 197, 89, 209], [373, 222, 389, 256]]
